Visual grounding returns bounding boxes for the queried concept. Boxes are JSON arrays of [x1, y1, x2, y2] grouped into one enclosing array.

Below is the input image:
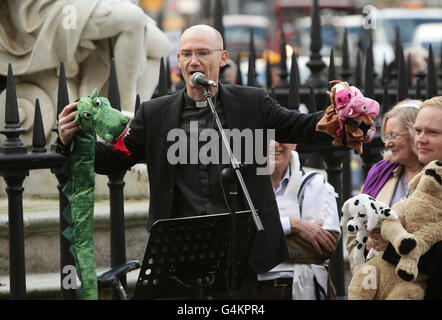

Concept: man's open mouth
[[190, 71, 204, 76]]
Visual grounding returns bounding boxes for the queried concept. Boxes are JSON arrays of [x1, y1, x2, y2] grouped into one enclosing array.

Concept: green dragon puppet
[[62, 89, 130, 299]]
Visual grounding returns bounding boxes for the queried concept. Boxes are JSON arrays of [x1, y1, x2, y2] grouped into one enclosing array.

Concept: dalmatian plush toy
[[341, 194, 399, 269], [348, 160, 442, 300]]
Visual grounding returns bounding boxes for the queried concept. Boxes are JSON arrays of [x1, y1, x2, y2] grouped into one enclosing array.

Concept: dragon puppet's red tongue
[[110, 125, 132, 156]]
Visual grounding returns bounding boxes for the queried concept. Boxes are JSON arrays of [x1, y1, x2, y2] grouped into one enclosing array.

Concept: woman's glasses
[[381, 133, 408, 143]]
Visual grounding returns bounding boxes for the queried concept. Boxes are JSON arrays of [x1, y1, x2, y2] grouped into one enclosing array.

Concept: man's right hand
[[290, 217, 337, 255], [58, 102, 79, 145]]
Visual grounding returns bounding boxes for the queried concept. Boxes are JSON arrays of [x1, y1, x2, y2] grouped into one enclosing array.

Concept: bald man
[[57, 24, 332, 299]]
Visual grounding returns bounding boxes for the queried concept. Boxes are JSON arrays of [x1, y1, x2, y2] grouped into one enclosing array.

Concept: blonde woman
[[346, 100, 424, 274]]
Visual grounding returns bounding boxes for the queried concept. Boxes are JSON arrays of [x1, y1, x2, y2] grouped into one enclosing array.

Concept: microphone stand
[[202, 85, 263, 299], [202, 86, 264, 232]]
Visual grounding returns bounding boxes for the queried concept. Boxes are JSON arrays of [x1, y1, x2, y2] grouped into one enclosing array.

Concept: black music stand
[[134, 210, 256, 300]]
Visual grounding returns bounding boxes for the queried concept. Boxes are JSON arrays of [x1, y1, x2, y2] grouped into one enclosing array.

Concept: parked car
[[411, 22, 442, 53], [372, 8, 442, 46], [294, 14, 339, 58], [333, 8, 442, 77], [223, 14, 272, 59], [238, 55, 338, 89], [296, 13, 394, 77], [334, 14, 394, 77]]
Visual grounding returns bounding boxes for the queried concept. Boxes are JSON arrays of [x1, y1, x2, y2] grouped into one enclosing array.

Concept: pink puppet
[[334, 86, 380, 136], [348, 86, 380, 118], [334, 84, 352, 112]]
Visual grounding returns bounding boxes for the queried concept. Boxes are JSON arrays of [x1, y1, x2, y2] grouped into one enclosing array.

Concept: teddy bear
[[316, 80, 377, 154], [348, 160, 442, 300]]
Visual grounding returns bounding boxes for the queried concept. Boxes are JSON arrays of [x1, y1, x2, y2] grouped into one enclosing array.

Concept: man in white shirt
[[256, 140, 341, 300]]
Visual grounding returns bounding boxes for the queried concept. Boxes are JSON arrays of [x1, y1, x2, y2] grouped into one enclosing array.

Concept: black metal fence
[[0, 59, 130, 300], [1, 0, 441, 300]]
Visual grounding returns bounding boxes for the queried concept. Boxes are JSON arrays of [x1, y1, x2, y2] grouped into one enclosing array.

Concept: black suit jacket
[[95, 84, 330, 274]]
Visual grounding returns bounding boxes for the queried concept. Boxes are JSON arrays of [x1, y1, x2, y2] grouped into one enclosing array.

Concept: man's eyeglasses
[[381, 133, 408, 143], [179, 49, 223, 61]]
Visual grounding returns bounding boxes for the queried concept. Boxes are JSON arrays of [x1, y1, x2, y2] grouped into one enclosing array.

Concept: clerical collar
[[196, 100, 208, 108], [184, 90, 218, 109]]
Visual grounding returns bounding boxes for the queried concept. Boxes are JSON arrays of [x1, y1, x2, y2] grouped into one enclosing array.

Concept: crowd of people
[[346, 97, 442, 300], [57, 24, 441, 300]]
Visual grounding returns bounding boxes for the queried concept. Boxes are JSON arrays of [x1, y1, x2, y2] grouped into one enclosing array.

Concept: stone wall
[[0, 164, 150, 199], [0, 202, 150, 274]]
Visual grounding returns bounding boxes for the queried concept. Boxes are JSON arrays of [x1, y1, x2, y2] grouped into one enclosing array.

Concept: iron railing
[[1, 0, 441, 300]]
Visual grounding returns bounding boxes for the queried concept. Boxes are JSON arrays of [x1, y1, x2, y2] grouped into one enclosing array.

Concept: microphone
[[191, 72, 217, 88]]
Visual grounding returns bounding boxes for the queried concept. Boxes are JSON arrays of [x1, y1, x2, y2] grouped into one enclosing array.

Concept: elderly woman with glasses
[[346, 100, 424, 274]]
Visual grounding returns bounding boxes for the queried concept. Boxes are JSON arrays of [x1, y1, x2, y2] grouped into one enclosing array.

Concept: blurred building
[[137, 0, 441, 86]]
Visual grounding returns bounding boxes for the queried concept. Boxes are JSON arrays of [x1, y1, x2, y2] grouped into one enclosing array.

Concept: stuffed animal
[[338, 115, 376, 154], [316, 80, 350, 139], [346, 86, 379, 118], [316, 103, 340, 137], [334, 85, 380, 136], [331, 81, 352, 111], [348, 160, 442, 300], [341, 194, 398, 268], [316, 80, 378, 154], [62, 89, 130, 299]]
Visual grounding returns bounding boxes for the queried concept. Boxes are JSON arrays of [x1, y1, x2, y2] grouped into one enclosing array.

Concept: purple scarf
[[362, 159, 398, 198]]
